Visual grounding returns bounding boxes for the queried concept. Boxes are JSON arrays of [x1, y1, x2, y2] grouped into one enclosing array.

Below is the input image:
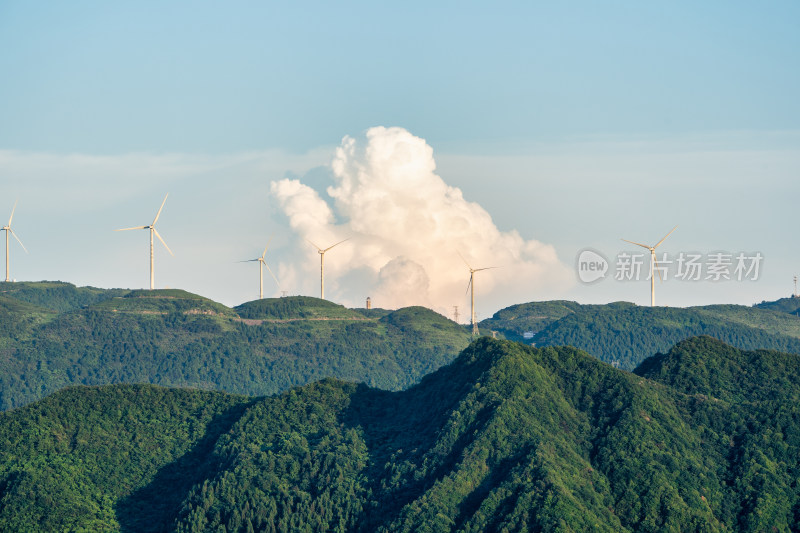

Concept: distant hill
[[481, 300, 800, 369], [90, 288, 238, 318], [0, 280, 128, 312], [0, 282, 471, 410], [234, 295, 366, 320], [754, 295, 800, 315], [5, 282, 800, 409], [1, 337, 799, 531], [478, 300, 583, 339]]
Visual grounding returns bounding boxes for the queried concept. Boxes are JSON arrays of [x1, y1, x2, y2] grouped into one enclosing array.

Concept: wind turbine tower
[[308, 238, 348, 299], [621, 225, 677, 307], [459, 253, 496, 336], [240, 239, 279, 299], [2, 201, 28, 282], [115, 194, 173, 290], [794, 275, 798, 298]]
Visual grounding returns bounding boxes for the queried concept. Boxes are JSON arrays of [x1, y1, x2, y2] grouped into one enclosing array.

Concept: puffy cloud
[[270, 126, 573, 317], [270, 178, 335, 235], [373, 257, 432, 309]]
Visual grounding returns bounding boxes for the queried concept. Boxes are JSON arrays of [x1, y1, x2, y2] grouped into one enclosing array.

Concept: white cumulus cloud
[[270, 126, 573, 317]]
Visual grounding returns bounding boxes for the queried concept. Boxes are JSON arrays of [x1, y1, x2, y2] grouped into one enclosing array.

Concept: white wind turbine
[[621, 225, 677, 307], [115, 194, 173, 290], [307, 238, 349, 300], [240, 239, 279, 299], [2, 201, 28, 282], [459, 252, 497, 336]]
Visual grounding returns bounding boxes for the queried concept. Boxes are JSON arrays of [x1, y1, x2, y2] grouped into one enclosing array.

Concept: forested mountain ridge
[[1, 337, 799, 531], [754, 295, 800, 315], [0, 281, 128, 313], [4, 281, 800, 411], [481, 299, 800, 370], [0, 283, 471, 411]]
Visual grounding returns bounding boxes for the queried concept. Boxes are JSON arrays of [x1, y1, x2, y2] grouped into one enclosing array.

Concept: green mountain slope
[[0, 385, 249, 531], [0, 294, 56, 340], [477, 300, 583, 340], [90, 289, 238, 318], [0, 284, 471, 410], [482, 300, 800, 370], [2, 337, 799, 531], [0, 281, 128, 312], [234, 295, 367, 320], [635, 336, 800, 531], [754, 295, 800, 315]]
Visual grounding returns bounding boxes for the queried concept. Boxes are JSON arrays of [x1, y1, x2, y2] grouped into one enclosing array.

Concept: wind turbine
[[115, 194, 173, 290], [2, 201, 28, 282], [307, 238, 348, 300], [459, 252, 497, 336], [621, 225, 677, 307], [240, 239, 279, 299]]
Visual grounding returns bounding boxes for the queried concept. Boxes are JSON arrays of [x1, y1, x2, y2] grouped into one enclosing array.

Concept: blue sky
[[4, 1, 798, 153], [0, 1, 798, 316]]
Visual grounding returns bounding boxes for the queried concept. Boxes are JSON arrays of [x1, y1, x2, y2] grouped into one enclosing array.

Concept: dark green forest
[[481, 299, 800, 369], [1, 336, 799, 531]]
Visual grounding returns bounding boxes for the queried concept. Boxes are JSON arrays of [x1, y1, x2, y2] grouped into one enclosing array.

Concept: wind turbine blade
[[237, 259, 259, 263], [456, 251, 472, 270], [8, 200, 17, 226], [621, 238, 651, 249], [465, 275, 473, 296], [264, 262, 280, 286], [152, 194, 169, 225], [654, 225, 678, 249], [9, 229, 28, 253], [261, 235, 274, 260], [153, 228, 174, 256], [323, 238, 350, 252], [307, 239, 322, 251], [114, 225, 148, 231], [473, 266, 499, 272]]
